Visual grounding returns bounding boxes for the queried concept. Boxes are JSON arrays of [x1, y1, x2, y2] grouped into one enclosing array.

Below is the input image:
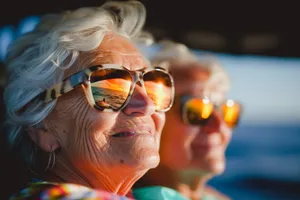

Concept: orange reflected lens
[[144, 70, 173, 111], [90, 69, 132, 110], [221, 99, 241, 128], [183, 97, 214, 124], [182, 97, 242, 128]]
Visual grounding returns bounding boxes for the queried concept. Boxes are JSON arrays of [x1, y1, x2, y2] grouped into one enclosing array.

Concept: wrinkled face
[[159, 64, 232, 175], [43, 33, 165, 176]]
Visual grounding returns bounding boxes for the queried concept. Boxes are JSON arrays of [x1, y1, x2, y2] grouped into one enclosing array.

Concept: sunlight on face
[[46, 33, 166, 189], [159, 66, 232, 176], [144, 80, 172, 111]]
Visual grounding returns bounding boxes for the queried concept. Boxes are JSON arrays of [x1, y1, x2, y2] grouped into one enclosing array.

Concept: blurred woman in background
[[134, 41, 242, 200]]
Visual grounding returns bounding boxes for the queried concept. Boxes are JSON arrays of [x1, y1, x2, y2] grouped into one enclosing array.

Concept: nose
[[122, 84, 156, 116], [200, 111, 224, 134]]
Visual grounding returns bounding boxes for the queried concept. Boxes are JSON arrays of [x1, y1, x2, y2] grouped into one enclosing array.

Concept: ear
[[27, 127, 59, 152]]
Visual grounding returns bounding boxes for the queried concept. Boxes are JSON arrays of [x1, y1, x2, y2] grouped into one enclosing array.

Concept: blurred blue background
[[206, 55, 300, 200], [0, 16, 299, 200]]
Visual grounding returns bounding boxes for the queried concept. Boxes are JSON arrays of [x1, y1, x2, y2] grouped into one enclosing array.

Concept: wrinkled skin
[[29, 33, 165, 195]]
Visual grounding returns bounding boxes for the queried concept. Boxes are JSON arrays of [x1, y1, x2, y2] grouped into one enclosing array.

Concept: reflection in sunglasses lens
[[90, 69, 173, 111], [91, 69, 132, 110], [221, 99, 241, 128], [184, 97, 241, 128], [185, 98, 214, 125], [144, 70, 173, 111]]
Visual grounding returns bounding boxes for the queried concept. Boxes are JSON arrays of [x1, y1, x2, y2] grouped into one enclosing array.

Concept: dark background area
[[1, 0, 300, 58]]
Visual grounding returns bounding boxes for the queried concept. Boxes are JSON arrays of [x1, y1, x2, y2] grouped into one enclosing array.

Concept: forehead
[[173, 66, 227, 102], [64, 33, 149, 78], [91, 34, 149, 69], [173, 65, 210, 95]]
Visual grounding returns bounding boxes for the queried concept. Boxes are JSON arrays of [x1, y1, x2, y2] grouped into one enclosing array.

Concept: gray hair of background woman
[[149, 40, 231, 101], [2, 1, 147, 167]]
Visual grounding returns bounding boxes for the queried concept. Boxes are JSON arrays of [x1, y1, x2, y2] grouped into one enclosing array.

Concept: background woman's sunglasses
[[180, 95, 242, 128], [39, 64, 175, 112]]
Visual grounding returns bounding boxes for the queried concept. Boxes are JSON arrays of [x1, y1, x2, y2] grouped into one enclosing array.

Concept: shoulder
[[10, 181, 133, 200], [9, 181, 56, 200], [133, 186, 189, 200], [203, 185, 231, 200]]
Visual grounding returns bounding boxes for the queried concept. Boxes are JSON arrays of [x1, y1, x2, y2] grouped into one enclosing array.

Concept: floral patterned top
[[10, 179, 134, 200]]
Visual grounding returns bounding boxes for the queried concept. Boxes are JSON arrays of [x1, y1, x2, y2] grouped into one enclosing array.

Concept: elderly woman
[[133, 41, 242, 200], [2, 1, 174, 199]]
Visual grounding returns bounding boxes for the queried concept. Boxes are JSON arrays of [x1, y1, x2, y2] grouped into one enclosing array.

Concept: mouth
[[191, 143, 222, 150], [112, 127, 153, 138], [112, 132, 136, 137], [191, 144, 224, 156]]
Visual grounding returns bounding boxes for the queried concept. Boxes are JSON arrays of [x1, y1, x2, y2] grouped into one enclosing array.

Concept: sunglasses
[[179, 95, 242, 128], [39, 64, 175, 112]]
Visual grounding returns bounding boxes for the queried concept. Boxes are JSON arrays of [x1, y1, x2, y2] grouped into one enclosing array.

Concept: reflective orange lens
[[144, 70, 173, 111], [183, 97, 214, 124], [90, 69, 132, 110], [182, 96, 242, 128], [221, 99, 242, 128]]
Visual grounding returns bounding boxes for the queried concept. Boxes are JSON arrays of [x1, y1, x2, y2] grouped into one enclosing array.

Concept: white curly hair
[[2, 0, 147, 166], [149, 40, 231, 100]]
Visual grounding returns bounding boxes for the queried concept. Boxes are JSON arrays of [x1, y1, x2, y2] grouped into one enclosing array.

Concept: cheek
[[48, 90, 91, 147], [71, 107, 121, 154], [162, 110, 187, 148], [65, 99, 122, 170], [152, 112, 166, 137], [55, 88, 117, 153], [222, 126, 233, 148], [163, 109, 199, 140], [160, 110, 199, 168]]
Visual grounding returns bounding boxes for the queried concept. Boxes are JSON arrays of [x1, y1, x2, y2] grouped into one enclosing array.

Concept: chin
[[131, 140, 160, 170], [191, 158, 226, 175], [134, 152, 160, 170], [111, 133, 160, 169], [207, 160, 226, 175]]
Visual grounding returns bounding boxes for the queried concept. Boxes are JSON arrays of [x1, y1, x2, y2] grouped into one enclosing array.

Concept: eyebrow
[[90, 51, 150, 69]]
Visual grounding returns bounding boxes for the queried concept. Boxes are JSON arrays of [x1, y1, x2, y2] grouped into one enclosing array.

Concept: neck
[[42, 155, 147, 195], [135, 164, 213, 200]]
